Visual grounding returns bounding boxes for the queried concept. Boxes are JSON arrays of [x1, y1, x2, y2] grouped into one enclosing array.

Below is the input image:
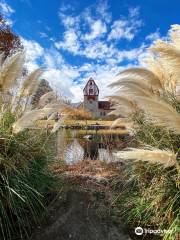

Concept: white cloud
[[55, 3, 143, 63], [22, 35, 149, 103], [117, 45, 146, 62], [108, 7, 142, 41], [70, 63, 124, 102], [146, 30, 161, 42], [108, 20, 134, 41], [42, 69, 74, 98], [69, 85, 83, 102], [59, 13, 80, 29], [21, 38, 44, 71], [0, 2, 14, 16], [17, 2, 148, 102], [55, 29, 80, 54], [0, 1, 14, 25], [21, 37, 81, 99], [83, 20, 107, 40], [56, 1, 111, 53], [129, 7, 140, 18], [96, 0, 111, 23], [59, 3, 75, 13], [39, 32, 48, 38], [43, 49, 64, 69]]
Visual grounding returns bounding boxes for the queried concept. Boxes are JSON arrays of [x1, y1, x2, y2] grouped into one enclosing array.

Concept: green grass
[[0, 111, 58, 240]]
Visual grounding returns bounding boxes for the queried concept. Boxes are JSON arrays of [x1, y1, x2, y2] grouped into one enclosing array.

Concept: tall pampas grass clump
[[0, 51, 65, 240], [110, 25, 180, 239]]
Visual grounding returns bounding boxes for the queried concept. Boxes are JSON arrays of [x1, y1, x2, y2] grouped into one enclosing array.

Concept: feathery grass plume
[[109, 107, 137, 119], [110, 25, 180, 239], [0, 52, 24, 91], [0, 49, 59, 239], [10, 95, 22, 113], [0, 53, 4, 66], [146, 57, 168, 87], [111, 118, 135, 135], [47, 112, 58, 120], [150, 39, 180, 64], [14, 101, 67, 132], [114, 148, 178, 168], [111, 118, 124, 128], [150, 40, 180, 91], [135, 96, 180, 134], [43, 102, 66, 113], [20, 69, 43, 97], [42, 107, 58, 116], [109, 95, 137, 117], [12, 109, 46, 133], [51, 117, 66, 133], [110, 68, 163, 90], [109, 95, 136, 107], [115, 82, 155, 99], [38, 91, 57, 107], [12, 103, 67, 133], [169, 24, 180, 49]]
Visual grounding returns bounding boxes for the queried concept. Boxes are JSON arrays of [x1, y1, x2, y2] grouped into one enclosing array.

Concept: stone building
[[83, 78, 112, 119]]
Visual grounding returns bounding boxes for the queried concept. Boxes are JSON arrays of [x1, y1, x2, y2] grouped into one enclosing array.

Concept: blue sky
[[0, 0, 180, 102]]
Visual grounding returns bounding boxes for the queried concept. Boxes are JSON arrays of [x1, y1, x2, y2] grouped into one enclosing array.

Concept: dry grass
[[51, 159, 121, 182], [114, 147, 178, 168], [64, 119, 114, 126], [77, 129, 128, 135], [37, 119, 114, 127]]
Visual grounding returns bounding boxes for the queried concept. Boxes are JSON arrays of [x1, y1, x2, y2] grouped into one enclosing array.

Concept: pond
[[57, 129, 128, 165]]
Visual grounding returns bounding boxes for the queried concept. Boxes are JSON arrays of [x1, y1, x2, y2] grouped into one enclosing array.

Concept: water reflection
[[98, 149, 118, 163], [83, 140, 99, 160], [57, 129, 124, 165], [64, 139, 84, 164]]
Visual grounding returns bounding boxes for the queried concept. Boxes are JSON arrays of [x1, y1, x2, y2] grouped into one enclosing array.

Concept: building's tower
[[83, 78, 99, 118]]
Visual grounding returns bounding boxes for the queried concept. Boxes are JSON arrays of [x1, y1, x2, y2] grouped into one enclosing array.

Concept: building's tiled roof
[[98, 101, 111, 110]]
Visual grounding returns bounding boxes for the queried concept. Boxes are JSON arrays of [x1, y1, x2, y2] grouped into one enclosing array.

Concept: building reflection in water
[[83, 140, 99, 160], [64, 139, 119, 164], [64, 139, 84, 165], [57, 129, 121, 165]]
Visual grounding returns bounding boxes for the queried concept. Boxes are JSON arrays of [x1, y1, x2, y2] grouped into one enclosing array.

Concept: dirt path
[[31, 161, 131, 240], [32, 190, 130, 240]]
